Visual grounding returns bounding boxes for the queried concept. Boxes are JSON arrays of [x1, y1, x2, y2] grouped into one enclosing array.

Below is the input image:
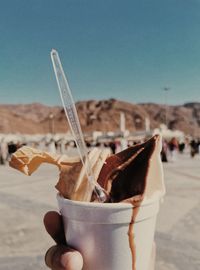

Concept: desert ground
[[0, 150, 200, 270]]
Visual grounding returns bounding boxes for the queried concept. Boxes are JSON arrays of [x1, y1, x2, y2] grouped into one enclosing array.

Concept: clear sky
[[0, 0, 200, 106]]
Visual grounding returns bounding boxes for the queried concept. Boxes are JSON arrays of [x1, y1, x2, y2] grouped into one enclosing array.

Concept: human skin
[[44, 211, 83, 270]]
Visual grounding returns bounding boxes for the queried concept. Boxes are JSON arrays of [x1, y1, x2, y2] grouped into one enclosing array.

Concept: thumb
[[45, 244, 83, 270]]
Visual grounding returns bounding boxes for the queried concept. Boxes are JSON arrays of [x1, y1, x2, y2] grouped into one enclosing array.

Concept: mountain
[[0, 99, 199, 136]]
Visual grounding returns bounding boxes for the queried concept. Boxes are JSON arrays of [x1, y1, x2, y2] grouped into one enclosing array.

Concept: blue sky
[[0, 0, 200, 106]]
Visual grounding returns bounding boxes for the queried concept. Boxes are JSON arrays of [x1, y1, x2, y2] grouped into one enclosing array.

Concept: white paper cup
[[57, 194, 160, 270]]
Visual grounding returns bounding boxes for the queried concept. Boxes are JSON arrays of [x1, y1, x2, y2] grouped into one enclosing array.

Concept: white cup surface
[[57, 194, 160, 270]]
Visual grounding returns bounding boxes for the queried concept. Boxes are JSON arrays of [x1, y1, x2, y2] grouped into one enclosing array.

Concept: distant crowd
[[0, 136, 200, 165], [161, 137, 200, 162]]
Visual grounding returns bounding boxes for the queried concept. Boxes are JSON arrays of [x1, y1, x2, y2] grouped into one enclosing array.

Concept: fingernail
[[45, 245, 58, 268]]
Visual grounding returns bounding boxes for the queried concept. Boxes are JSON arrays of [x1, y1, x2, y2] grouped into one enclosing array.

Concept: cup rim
[[57, 193, 161, 209]]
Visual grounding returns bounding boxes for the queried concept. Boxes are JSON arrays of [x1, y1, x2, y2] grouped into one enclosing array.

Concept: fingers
[[43, 211, 66, 244], [44, 211, 83, 269], [45, 244, 83, 270]]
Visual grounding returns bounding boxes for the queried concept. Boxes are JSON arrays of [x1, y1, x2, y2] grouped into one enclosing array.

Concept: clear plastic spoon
[[50, 49, 107, 202]]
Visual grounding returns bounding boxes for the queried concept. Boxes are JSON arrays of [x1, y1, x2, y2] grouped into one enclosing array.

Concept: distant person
[[190, 139, 198, 158], [0, 139, 8, 165], [168, 137, 178, 161], [48, 139, 56, 154], [178, 142, 185, 154], [7, 141, 18, 160], [109, 141, 116, 154], [198, 139, 200, 154], [115, 140, 122, 153], [161, 140, 168, 162], [120, 138, 128, 151]]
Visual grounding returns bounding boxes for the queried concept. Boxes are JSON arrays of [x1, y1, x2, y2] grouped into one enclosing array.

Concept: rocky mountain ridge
[[0, 99, 199, 136]]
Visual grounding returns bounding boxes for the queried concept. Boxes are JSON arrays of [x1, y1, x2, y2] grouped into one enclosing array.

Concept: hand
[[44, 211, 83, 270]]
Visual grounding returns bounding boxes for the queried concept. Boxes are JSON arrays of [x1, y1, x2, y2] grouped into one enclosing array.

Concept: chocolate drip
[[125, 195, 143, 270], [97, 135, 159, 269]]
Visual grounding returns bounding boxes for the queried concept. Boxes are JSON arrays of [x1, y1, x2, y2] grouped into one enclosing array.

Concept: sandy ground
[[0, 151, 200, 270]]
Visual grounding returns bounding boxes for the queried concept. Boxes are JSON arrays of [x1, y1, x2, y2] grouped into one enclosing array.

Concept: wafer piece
[[9, 146, 73, 175], [57, 147, 111, 201], [9, 146, 111, 202]]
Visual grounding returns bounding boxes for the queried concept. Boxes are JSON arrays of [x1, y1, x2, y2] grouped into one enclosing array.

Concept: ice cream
[[9, 146, 111, 201], [9, 134, 164, 203]]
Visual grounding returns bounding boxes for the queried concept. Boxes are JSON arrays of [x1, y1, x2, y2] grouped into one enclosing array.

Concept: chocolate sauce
[[97, 135, 158, 269], [125, 196, 143, 270], [128, 214, 135, 270], [98, 135, 158, 203]]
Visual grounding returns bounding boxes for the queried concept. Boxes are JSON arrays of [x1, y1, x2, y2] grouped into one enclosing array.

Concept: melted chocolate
[[97, 135, 159, 269], [128, 196, 144, 270], [97, 135, 158, 202]]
